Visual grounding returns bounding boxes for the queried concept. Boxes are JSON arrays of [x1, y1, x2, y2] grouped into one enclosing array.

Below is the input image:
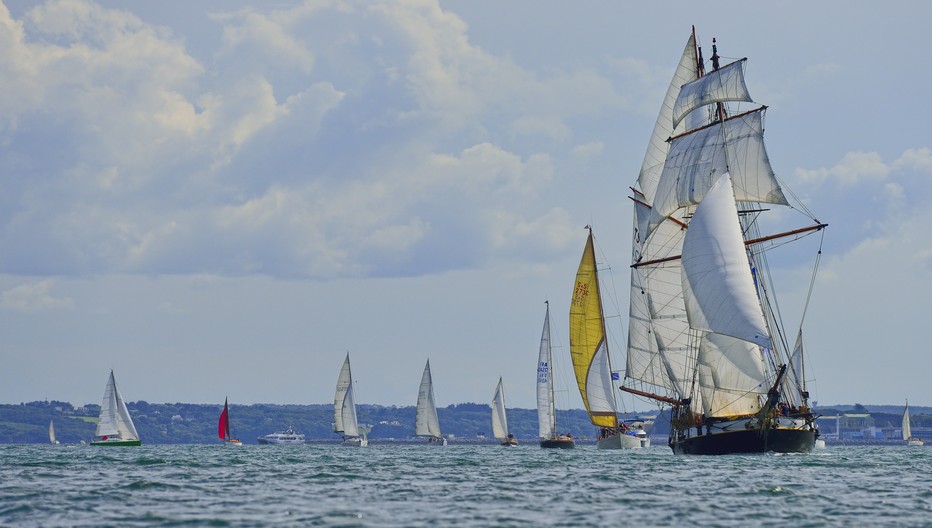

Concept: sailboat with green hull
[[91, 370, 141, 446]]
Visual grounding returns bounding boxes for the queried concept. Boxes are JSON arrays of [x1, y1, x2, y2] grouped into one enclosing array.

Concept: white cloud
[[571, 142, 604, 160], [0, 279, 73, 312], [795, 150, 889, 186], [893, 147, 932, 174]]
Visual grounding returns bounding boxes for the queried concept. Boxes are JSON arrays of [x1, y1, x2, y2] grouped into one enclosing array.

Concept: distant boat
[[91, 370, 141, 446], [257, 428, 305, 445], [903, 400, 924, 447], [570, 227, 643, 450], [491, 377, 517, 446], [218, 397, 242, 446], [537, 301, 575, 449], [48, 420, 59, 445], [415, 359, 446, 445], [334, 352, 368, 447]]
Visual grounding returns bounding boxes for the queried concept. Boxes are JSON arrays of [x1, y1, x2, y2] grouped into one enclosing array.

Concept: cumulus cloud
[[795, 151, 890, 186], [0, 279, 73, 312]]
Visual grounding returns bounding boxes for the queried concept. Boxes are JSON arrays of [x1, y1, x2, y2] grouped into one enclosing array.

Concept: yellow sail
[[569, 229, 618, 428]]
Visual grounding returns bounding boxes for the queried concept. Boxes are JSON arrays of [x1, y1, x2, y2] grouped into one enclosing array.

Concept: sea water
[[1, 443, 930, 527]]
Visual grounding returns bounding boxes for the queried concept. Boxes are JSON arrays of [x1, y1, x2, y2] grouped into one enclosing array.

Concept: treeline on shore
[[1, 400, 928, 444]]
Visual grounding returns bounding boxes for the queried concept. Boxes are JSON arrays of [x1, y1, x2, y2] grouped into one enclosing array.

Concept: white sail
[[415, 360, 441, 438], [49, 420, 57, 444], [902, 401, 912, 441], [638, 31, 700, 203], [681, 173, 771, 348], [536, 303, 556, 439], [672, 59, 752, 128], [697, 333, 767, 417], [649, 109, 788, 233], [94, 370, 139, 440], [491, 377, 509, 440], [333, 353, 360, 438], [585, 339, 618, 417]]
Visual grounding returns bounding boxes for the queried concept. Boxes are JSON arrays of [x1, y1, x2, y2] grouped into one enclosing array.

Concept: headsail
[[681, 173, 771, 348], [491, 377, 509, 440], [569, 229, 618, 428], [536, 302, 556, 439], [415, 360, 441, 438], [334, 353, 360, 438]]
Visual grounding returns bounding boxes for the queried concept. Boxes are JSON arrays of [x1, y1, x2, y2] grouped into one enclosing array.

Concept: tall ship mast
[[623, 27, 826, 455]]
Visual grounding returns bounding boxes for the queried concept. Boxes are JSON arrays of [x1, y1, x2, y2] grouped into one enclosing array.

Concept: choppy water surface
[[1, 443, 930, 527]]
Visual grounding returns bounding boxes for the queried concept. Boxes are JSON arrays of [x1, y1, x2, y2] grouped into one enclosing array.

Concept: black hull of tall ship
[[670, 428, 816, 455], [540, 437, 575, 449]]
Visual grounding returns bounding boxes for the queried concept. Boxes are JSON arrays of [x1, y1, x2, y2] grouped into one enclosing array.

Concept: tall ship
[[91, 370, 141, 446], [537, 301, 575, 449], [622, 27, 826, 455], [334, 352, 369, 447], [415, 359, 446, 445], [569, 228, 643, 449], [491, 377, 517, 446]]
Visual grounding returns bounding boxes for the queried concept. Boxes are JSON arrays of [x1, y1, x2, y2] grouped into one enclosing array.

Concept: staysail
[[334, 353, 360, 438], [569, 229, 618, 428], [415, 360, 441, 438], [491, 377, 509, 440], [95, 370, 139, 441], [536, 302, 556, 439]]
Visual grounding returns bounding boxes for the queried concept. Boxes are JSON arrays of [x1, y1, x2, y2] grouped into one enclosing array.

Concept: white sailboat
[[49, 420, 59, 444], [622, 27, 825, 455], [334, 352, 368, 447], [537, 301, 575, 449], [415, 359, 445, 445], [91, 370, 141, 446], [903, 400, 924, 446], [491, 377, 517, 446], [570, 227, 643, 449]]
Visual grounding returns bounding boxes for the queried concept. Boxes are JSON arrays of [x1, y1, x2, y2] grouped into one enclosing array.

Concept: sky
[[1, 0, 930, 410]]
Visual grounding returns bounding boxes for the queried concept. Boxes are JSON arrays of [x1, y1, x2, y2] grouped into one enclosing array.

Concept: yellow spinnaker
[[569, 230, 617, 428]]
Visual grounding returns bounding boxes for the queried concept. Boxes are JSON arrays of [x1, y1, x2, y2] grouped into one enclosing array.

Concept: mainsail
[[49, 420, 57, 444], [334, 353, 360, 438], [218, 397, 231, 440], [415, 360, 441, 438], [491, 377, 509, 440], [902, 401, 912, 441], [95, 370, 139, 441], [536, 302, 556, 439], [569, 229, 618, 428]]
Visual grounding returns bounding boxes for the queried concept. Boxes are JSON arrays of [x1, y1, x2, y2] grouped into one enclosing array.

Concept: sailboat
[[621, 27, 825, 455], [91, 370, 141, 446], [570, 227, 643, 449], [334, 352, 368, 447], [903, 400, 924, 446], [415, 359, 446, 445], [49, 420, 59, 445], [491, 377, 517, 446], [537, 301, 575, 449], [218, 397, 242, 446]]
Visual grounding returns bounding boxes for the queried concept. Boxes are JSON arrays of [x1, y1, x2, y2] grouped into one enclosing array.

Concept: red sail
[[218, 400, 230, 440]]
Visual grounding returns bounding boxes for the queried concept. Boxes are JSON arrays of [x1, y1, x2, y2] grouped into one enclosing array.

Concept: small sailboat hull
[[670, 428, 816, 455], [91, 439, 142, 446], [907, 438, 925, 447], [597, 433, 643, 450], [540, 436, 575, 449], [500, 438, 518, 446]]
